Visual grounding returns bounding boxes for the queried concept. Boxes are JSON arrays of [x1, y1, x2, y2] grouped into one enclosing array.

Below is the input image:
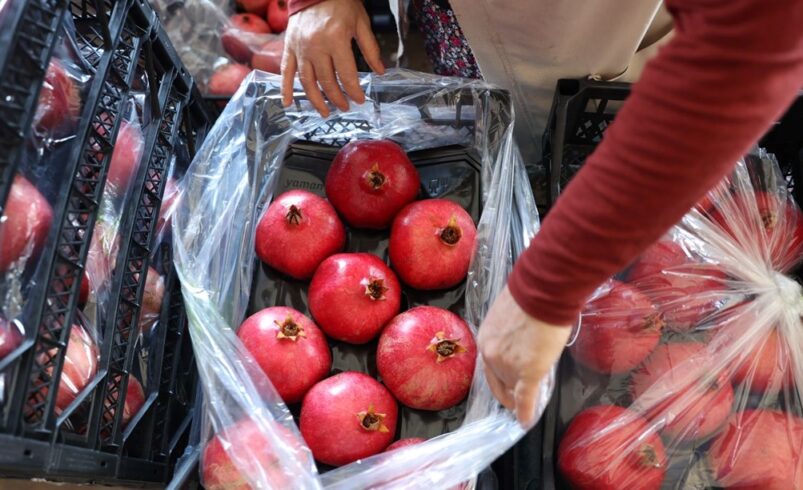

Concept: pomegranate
[[34, 59, 80, 133], [711, 190, 803, 272], [385, 438, 426, 452], [558, 405, 666, 490], [222, 13, 272, 63], [300, 371, 398, 466], [389, 199, 476, 290], [78, 274, 89, 306], [570, 281, 662, 374], [266, 0, 289, 33], [630, 342, 733, 442], [237, 306, 331, 403], [709, 410, 803, 489], [308, 253, 401, 344], [0, 317, 21, 360], [156, 177, 179, 236], [48, 324, 99, 414], [235, 0, 269, 14], [208, 63, 251, 101], [139, 267, 165, 328], [255, 190, 345, 279], [203, 418, 303, 489], [103, 375, 146, 428], [732, 327, 791, 394], [251, 38, 284, 74], [82, 220, 120, 303], [326, 140, 420, 229], [627, 240, 729, 332], [377, 306, 476, 410], [104, 119, 145, 192], [0, 175, 53, 273]]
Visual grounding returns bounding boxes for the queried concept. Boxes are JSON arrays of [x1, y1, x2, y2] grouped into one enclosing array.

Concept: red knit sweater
[[289, 0, 803, 326]]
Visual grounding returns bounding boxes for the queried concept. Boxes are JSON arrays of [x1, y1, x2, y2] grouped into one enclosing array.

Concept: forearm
[[509, 0, 803, 325]]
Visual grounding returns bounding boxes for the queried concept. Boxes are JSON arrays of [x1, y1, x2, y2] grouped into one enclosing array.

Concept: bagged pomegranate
[[171, 70, 541, 488], [554, 150, 803, 489]]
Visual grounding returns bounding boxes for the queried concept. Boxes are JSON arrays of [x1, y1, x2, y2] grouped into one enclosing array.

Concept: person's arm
[[282, 0, 384, 116], [481, 0, 803, 427]]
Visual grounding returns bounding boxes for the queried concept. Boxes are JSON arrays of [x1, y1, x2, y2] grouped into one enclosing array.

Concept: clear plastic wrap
[[555, 150, 803, 489], [172, 69, 543, 488]]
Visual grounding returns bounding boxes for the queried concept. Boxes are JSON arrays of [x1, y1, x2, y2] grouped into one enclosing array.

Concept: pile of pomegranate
[[208, 0, 288, 100], [557, 168, 803, 489], [203, 139, 480, 484]]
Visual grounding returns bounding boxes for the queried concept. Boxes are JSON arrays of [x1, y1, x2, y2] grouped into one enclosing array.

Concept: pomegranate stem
[[638, 445, 662, 468], [439, 216, 462, 245], [365, 163, 387, 190], [286, 205, 302, 225], [364, 278, 388, 300], [275, 316, 306, 341]]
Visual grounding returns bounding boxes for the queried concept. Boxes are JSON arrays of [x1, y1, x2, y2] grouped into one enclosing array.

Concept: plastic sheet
[[555, 150, 803, 489], [172, 69, 543, 488]]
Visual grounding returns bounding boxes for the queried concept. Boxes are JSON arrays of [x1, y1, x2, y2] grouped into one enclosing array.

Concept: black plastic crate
[[0, 0, 212, 485], [538, 78, 803, 489]]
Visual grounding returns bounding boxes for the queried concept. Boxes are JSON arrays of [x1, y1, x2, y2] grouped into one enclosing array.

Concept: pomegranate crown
[[361, 276, 389, 301], [275, 316, 306, 341], [357, 405, 389, 432], [427, 331, 467, 362], [438, 216, 462, 246]]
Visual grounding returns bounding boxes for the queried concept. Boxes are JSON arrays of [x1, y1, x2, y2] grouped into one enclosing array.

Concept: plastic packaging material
[[153, 0, 284, 95], [171, 69, 542, 488], [555, 150, 803, 489]]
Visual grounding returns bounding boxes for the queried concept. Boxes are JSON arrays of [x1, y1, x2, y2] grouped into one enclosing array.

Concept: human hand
[[478, 286, 572, 428], [281, 0, 385, 117]]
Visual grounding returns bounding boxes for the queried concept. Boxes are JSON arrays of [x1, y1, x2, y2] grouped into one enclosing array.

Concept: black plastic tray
[[539, 78, 803, 490]]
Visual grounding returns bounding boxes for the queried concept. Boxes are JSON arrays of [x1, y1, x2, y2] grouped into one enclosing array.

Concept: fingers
[[332, 46, 364, 104], [281, 51, 298, 107], [355, 16, 385, 75], [514, 379, 541, 428], [484, 364, 515, 411], [313, 58, 349, 112], [298, 61, 329, 117]]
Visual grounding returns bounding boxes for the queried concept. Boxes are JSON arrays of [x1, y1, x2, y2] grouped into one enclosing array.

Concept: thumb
[[514, 379, 542, 428], [355, 17, 385, 75]]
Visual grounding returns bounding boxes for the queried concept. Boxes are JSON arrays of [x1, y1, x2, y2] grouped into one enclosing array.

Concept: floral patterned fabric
[[411, 0, 481, 79]]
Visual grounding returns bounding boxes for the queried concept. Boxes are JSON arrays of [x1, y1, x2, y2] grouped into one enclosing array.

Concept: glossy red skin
[[326, 140, 420, 229], [203, 418, 301, 490], [235, 0, 269, 14], [377, 306, 476, 411], [732, 327, 791, 394], [255, 190, 345, 279], [711, 190, 803, 272], [385, 437, 426, 452], [49, 324, 99, 414], [300, 371, 398, 466], [238, 306, 331, 403], [34, 59, 80, 132], [267, 0, 289, 33], [222, 14, 272, 63], [208, 63, 251, 99], [308, 253, 401, 344], [106, 119, 145, 192], [103, 375, 146, 428], [570, 281, 662, 374], [0, 175, 53, 273], [558, 405, 666, 490], [157, 177, 179, 236], [0, 317, 21, 360], [709, 410, 803, 489], [389, 199, 476, 290], [628, 240, 729, 332], [82, 220, 120, 303], [78, 275, 89, 306], [251, 38, 284, 74], [139, 267, 164, 328], [630, 342, 733, 442]]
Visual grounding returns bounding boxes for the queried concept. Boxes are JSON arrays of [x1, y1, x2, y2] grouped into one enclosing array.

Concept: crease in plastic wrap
[[556, 150, 803, 489], [171, 69, 545, 488]]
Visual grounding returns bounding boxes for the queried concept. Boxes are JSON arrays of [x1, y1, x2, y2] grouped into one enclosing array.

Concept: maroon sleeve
[[507, 0, 803, 326], [288, 0, 326, 15]]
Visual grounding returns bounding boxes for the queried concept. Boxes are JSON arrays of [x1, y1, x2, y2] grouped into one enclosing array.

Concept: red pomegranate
[[558, 405, 666, 490], [235, 0, 269, 14], [709, 410, 803, 489], [732, 327, 791, 394], [0, 175, 53, 273], [325, 140, 420, 229], [385, 438, 426, 452], [255, 190, 345, 279], [103, 119, 144, 192], [49, 324, 99, 414], [156, 177, 179, 236], [266, 0, 289, 33], [237, 306, 331, 403], [630, 342, 733, 442], [570, 281, 662, 374], [711, 190, 803, 272], [0, 317, 21, 360], [34, 59, 80, 133], [103, 375, 146, 428], [251, 38, 284, 74], [78, 274, 89, 306], [377, 306, 476, 411], [389, 199, 476, 290], [82, 220, 120, 304], [300, 372, 398, 466], [308, 253, 401, 344], [203, 418, 303, 489], [222, 13, 272, 63], [627, 240, 729, 332], [208, 63, 251, 101], [139, 267, 165, 328]]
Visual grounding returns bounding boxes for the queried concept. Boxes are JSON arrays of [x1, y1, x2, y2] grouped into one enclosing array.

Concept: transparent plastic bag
[[556, 150, 803, 489], [172, 69, 543, 488]]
